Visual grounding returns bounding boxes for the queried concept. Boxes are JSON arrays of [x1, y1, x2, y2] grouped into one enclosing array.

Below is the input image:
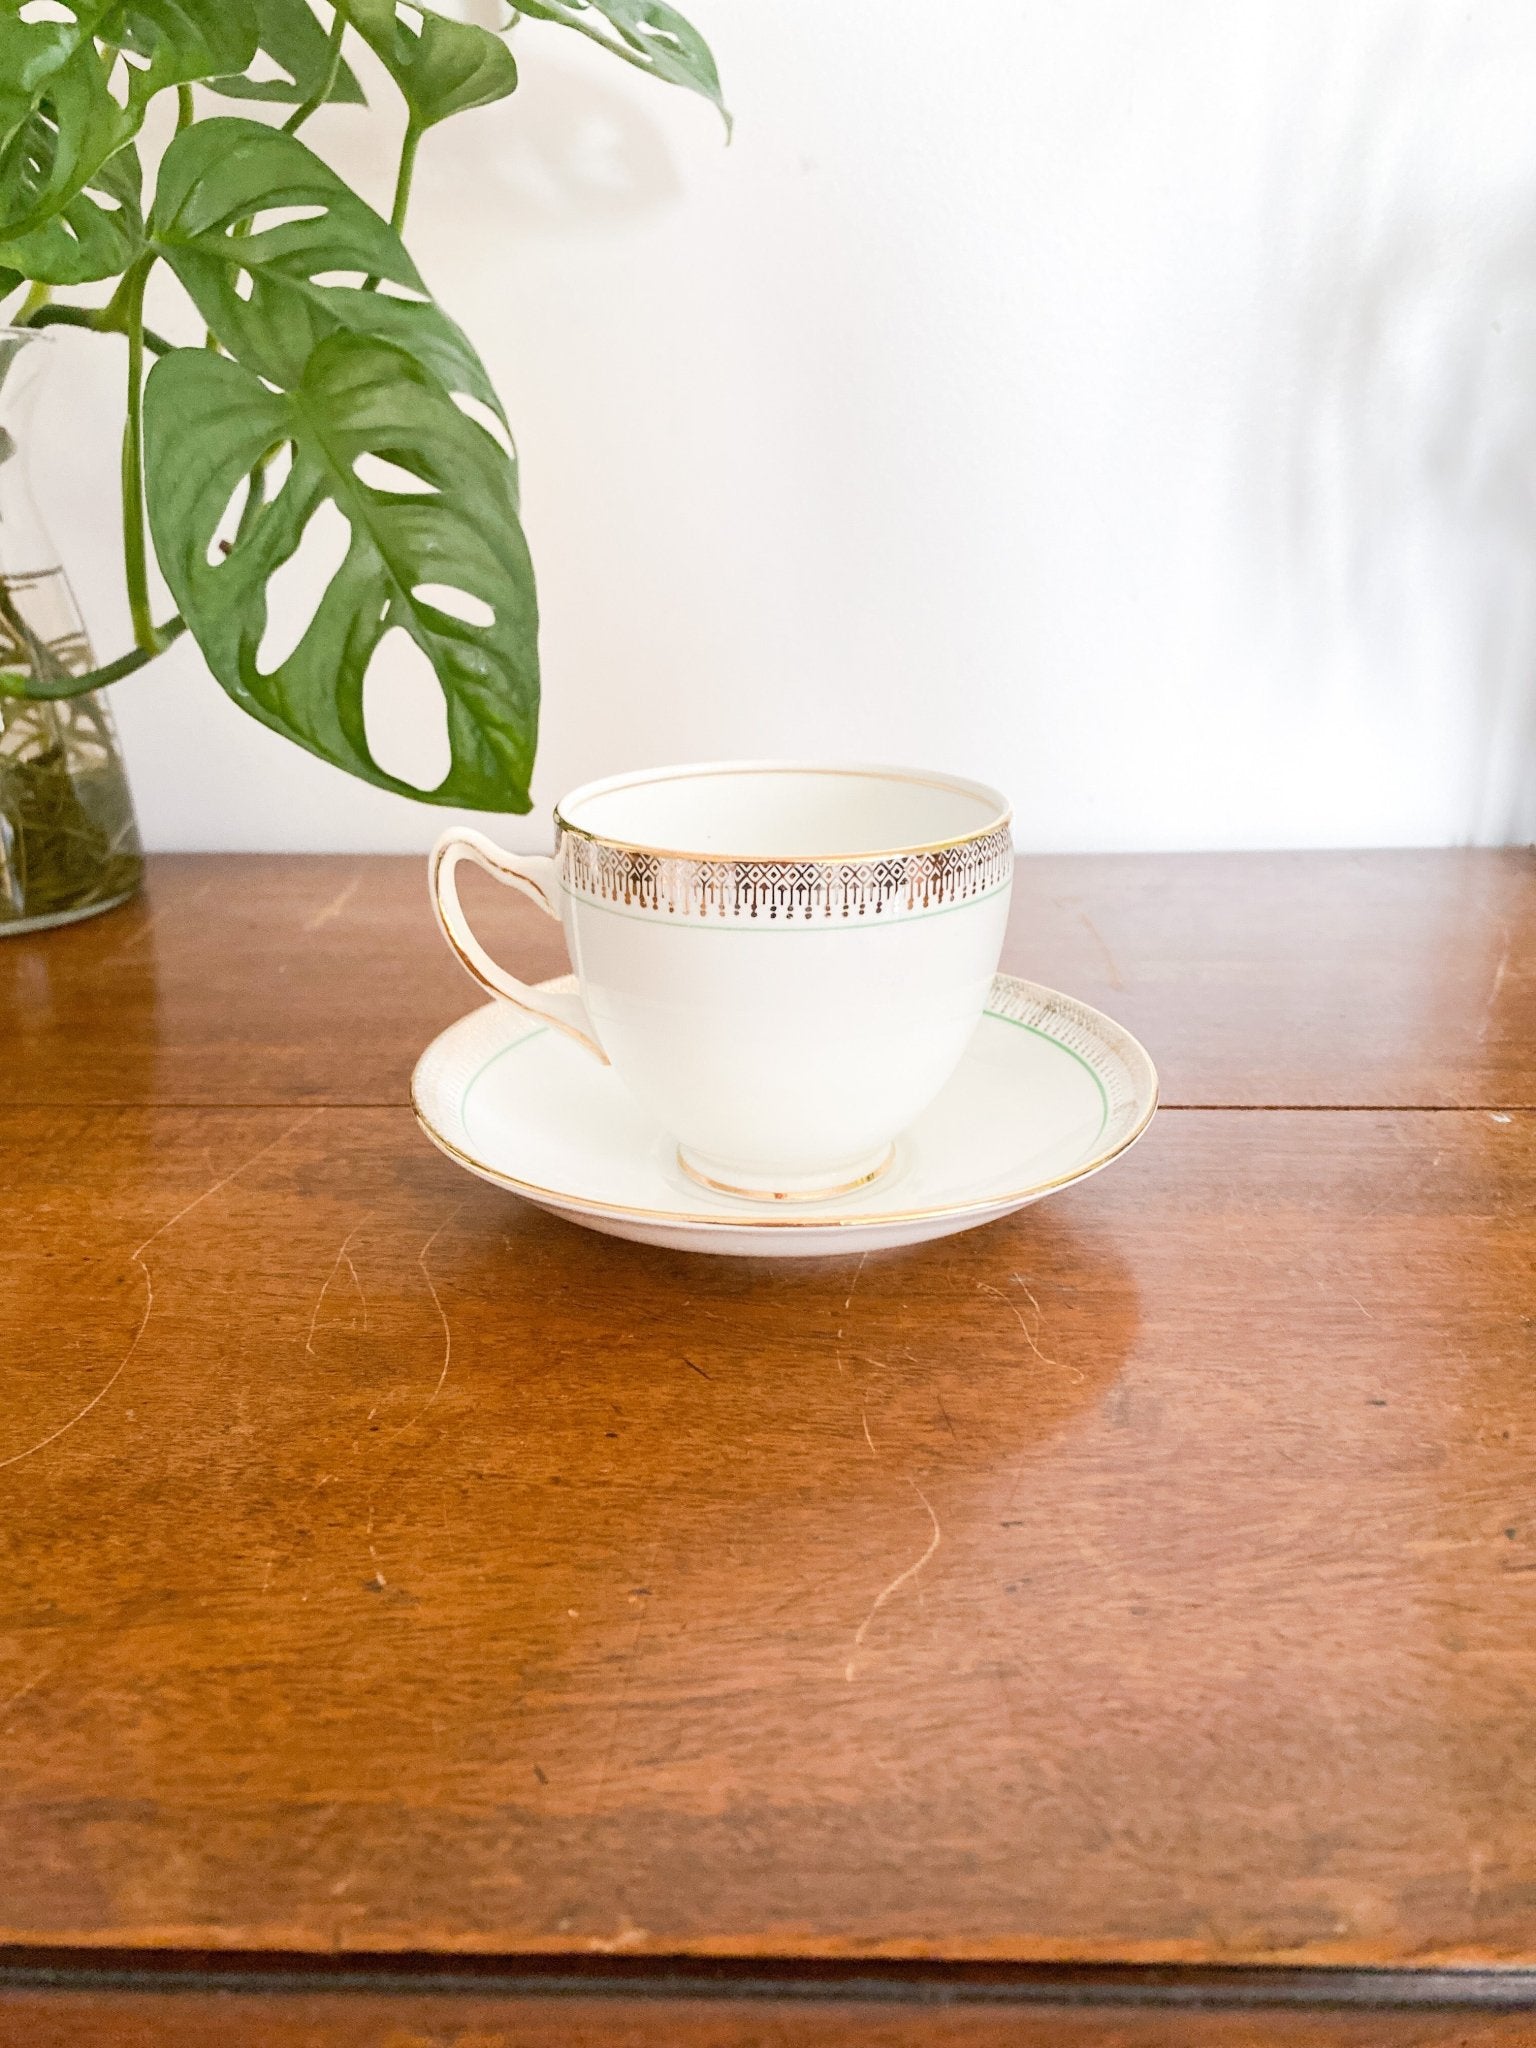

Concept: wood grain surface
[[4, 849, 1534, 2039], [3, 1985, 1535, 2047], [3, 849, 1531, 1111], [1, 1097, 1532, 1965]]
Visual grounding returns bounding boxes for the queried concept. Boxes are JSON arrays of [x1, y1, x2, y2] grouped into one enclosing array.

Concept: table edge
[[3, 1952, 1536, 2013]]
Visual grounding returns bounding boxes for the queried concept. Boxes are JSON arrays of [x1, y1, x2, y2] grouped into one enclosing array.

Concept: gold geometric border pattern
[[558, 824, 1013, 922], [982, 976, 1148, 1143]]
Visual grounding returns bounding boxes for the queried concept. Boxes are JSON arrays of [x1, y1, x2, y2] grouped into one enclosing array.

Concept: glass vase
[[0, 328, 143, 934]]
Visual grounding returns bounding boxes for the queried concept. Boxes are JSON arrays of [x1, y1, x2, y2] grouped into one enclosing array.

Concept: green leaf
[[0, 7, 95, 162], [208, 0, 365, 107], [94, 0, 260, 115], [512, 0, 726, 129], [0, 36, 133, 242], [145, 334, 537, 809], [148, 117, 504, 415], [338, 0, 516, 130], [0, 0, 254, 249], [0, 136, 141, 285]]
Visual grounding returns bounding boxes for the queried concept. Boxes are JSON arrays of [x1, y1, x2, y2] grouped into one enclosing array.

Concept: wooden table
[[2, 850, 1533, 2045]]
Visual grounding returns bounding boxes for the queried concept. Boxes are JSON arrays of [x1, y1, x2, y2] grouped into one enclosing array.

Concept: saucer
[[412, 974, 1157, 1258]]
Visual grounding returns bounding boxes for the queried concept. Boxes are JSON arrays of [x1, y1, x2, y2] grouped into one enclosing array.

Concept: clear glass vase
[[0, 328, 143, 934]]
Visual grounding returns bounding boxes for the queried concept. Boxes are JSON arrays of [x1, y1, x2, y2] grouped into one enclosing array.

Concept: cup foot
[[676, 1142, 896, 1205]]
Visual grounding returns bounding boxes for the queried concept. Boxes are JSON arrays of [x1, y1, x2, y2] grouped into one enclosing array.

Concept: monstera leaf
[[144, 334, 537, 808], [513, 0, 726, 126], [0, 0, 723, 812], [95, 0, 259, 116], [339, 0, 516, 130], [209, 0, 365, 106], [147, 118, 503, 414], [0, 0, 254, 251], [0, 5, 99, 161], [0, 135, 140, 285], [0, 37, 131, 243]]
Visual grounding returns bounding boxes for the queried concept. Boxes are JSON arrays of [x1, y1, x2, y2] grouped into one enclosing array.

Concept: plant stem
[[0, 615, 186, 701], [391, 120, 422, 235], [20, 302, 174, 356], [234, 444, 278, 546], [84, 616, 187, 685], [176, 83, 194, 130], [116, 258, 157, 655], [363, 119, 421, 290], [0, 576, 70, 691], [283, 6, 348, 134], [18, 280, 51, 320]]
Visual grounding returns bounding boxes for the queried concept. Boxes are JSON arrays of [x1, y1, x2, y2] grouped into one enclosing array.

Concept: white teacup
[[431, 761, 1013, 1201]]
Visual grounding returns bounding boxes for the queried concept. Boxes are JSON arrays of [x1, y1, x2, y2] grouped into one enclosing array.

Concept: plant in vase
[[0, 0, 724, 931]]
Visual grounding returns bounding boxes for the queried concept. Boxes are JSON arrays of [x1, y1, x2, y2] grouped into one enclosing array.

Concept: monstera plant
[[0, 0, 722, 928]]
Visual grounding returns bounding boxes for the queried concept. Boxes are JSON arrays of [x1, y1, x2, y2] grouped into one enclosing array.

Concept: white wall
[[35, 0, 1536, 851]]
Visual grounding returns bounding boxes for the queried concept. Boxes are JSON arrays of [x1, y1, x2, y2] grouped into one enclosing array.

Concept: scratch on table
[[382, 1211, 460, 1445], [845, 1476, 942, 1683], [0, 1669, 51, 1717], [589, 1537, 661, 1809], [141, 1110, 322, 1263], [935, 1390, 959, 1442], [303, 870, 364, 933], [98, 878, 215, 964], [845, 1406, 942, 1682], [845, 1350, 896, 1375], [978, 1279, 1029, 1334], [586, 1924, 650, 1954], [835, 1249, 871, 1366], [106, 907, 168, 960], [1012, 1273, 1085, 1384], [0, 1110, 318, 1477], [0, 1260, 153, 1475], [1480, 931, 1512, 1041], [1079, 910, 1126, 991], [305, 1220, 370, 1356], [843, 1249, 870, 1314], [366, 1501, 387, 1589], [976, 1276, 1083, 1385], [343, 1252, 370, 1331]]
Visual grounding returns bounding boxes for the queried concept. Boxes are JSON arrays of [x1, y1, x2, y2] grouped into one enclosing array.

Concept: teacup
[[431, 761, 1013, 1201]]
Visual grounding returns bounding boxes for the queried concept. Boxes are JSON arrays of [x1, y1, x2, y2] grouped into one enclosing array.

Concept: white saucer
[[412, 974, 1157, 1258]]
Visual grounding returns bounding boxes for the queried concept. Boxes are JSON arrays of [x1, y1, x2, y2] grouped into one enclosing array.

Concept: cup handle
[[430, 826, 608, 1063]]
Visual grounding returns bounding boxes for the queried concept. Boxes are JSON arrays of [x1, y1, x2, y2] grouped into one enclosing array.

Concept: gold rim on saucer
[[675, 1143, 897, 1204], [410, 974, 1159, 1233]]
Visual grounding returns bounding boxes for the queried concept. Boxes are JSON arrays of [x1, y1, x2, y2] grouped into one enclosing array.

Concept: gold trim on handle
[[429, 828, 611, 1065]]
